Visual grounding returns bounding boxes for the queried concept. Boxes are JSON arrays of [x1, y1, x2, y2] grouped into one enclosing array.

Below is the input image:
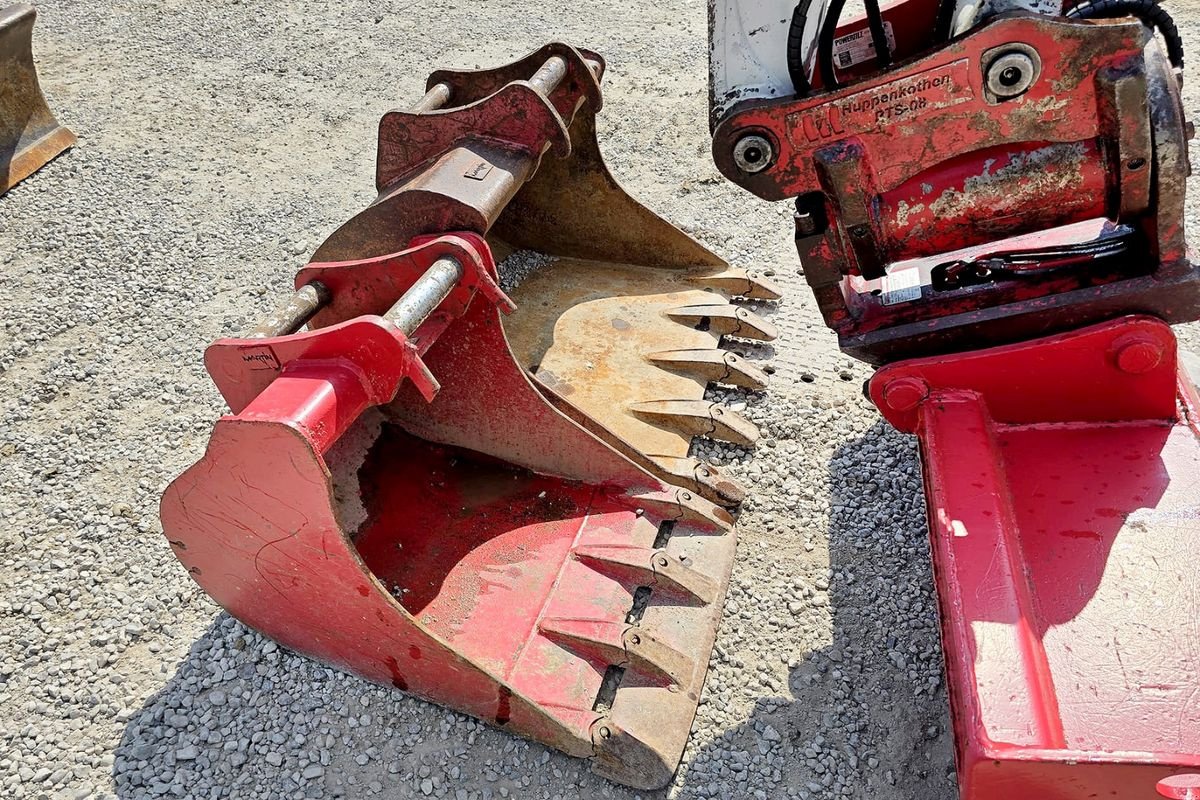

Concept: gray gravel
[[1, 2, 1198, 799]]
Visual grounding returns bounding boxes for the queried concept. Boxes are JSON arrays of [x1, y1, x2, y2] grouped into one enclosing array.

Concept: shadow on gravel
[[687, 419, 958, 800], [112, 615, 649, 800], [114, 418, 956, 800]]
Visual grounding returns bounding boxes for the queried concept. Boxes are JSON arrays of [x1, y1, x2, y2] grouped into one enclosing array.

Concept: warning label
[[832, 22, 896, 70], [881, 268, 922, 306]]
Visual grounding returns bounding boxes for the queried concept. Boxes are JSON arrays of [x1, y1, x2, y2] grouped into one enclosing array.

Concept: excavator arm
[[710, 1, 1200, 798]]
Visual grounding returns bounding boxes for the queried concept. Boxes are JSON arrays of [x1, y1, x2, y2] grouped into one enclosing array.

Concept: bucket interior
[[328, 419, 642, 682]]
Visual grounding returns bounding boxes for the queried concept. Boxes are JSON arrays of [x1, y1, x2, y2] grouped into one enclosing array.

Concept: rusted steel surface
[[248, 282, 330, 338], [869, 318, 1200, 800], [711, 8, 1198, 362], [0, 4, 74, 194], [501, 258, 768, 466], [314, 40, 780, 500]]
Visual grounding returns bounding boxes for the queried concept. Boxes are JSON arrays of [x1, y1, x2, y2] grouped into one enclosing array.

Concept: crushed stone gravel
[[1, 2, 1198, 799]]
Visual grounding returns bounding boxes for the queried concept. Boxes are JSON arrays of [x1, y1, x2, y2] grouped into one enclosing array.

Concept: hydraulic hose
[[787, 0, 913, 95], [1067, 0, 1184, 71]]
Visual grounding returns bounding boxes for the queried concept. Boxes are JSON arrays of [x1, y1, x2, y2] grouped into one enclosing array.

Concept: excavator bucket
[[870, 317, 1200, 799], [313, 43, 781, 505], [161, 44, 778, 790], [0, 4, 74, 194]]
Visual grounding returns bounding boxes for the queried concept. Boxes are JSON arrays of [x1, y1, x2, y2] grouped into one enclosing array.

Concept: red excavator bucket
[[161, 234, 738, 789], [161, 43, 777, 790], [870, 317, 1200, 800]]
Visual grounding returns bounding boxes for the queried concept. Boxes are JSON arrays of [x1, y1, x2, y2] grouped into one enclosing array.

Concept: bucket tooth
[[629, 399, 759, 447], [647, 348, 769, 390], [574, 545, 720, 605], [539, 618, 696, 687], [626, 487, 734, 532], [1, 4, 75, 194], [689, 268, 783, 301], [667, 304, 778, 341], [647, 456, 747, 506]]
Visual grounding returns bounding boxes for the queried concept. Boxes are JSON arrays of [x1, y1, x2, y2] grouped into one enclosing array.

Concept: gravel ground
[[1, 2, 1198, 799]]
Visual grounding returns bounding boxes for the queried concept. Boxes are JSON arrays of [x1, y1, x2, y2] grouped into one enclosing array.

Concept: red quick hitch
[[204, 234, 512, 452]]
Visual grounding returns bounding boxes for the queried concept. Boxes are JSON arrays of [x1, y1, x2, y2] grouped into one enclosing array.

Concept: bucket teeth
[[628, 400, 759, 447], [689, 268, 783, 301], [627, 488, 734, 532], [647, 456, 747, 507], [574, 545, 720, 605], [647, 348, 769, 390], [667, 304, 779, 341], [538, 618, 696, 687]]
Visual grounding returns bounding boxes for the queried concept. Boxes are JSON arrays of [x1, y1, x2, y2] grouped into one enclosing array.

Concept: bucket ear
[[0, 4, 75, 194], [311, 41, 781, 503]]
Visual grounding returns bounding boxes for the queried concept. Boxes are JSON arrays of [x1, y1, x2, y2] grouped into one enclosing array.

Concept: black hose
[[863, 0, 893, 70], [787, 0, 898, 95], [787, 0, 818, 94], [816, 0, 850, 89], [1067, 0, 1184, 71]]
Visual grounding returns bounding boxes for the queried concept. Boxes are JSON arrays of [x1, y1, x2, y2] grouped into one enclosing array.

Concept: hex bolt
[[733, 134, 774, 174], [986, 50, 1038, 99], [598, 726, 611, 739], [1114, 338, 1164, 374], [882, 377, 929, 412]]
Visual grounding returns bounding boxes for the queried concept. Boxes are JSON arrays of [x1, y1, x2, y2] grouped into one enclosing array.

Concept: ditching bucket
[[0, 4, 74, 194], [160, 44, 779, 789]]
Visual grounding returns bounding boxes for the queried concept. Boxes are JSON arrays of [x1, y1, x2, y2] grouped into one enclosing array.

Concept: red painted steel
[[160, 233, 737, 789], [870, 318, 1200, 800], [711, 9, 1200, 362]]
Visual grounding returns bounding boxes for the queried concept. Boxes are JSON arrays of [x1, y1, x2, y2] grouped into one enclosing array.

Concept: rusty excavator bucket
[[160, 44, 778, 789], [0, 4, 74, 194]]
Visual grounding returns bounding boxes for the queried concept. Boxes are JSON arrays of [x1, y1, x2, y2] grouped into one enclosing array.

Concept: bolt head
[[1114, 338, 1164, 374], [732, 134, 774, 174], [986, 50, 1038, 98], [882, 377, 929, 412], [1157, 774, 1200, 799]]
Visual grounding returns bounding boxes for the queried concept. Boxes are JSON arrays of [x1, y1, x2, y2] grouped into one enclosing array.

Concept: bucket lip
[[3, 123, 76, 195]]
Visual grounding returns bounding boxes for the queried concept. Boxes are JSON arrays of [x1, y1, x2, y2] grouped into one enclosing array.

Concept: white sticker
[[832, 22, 896, 70], [881, 267, 922, 306]]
